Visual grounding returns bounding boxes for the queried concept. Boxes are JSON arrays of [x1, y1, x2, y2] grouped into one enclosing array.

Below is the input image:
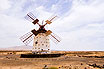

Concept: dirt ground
[[0, 51, 104, 69]]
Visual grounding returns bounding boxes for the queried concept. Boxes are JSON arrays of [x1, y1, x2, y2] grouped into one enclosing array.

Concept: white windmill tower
[[20, 12, 61, 54]]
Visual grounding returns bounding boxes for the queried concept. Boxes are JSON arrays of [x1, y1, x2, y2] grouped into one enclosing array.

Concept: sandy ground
[[0, 51, 104, 69]]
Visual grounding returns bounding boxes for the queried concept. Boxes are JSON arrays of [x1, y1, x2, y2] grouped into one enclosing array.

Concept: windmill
[[20, 12, 61, 53]]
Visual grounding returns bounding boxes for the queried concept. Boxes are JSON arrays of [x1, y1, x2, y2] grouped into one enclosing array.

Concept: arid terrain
[[0, 50, 104, 69]]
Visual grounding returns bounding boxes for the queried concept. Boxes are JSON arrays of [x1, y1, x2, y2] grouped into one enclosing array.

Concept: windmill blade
[[50, 33, 61, 44], [45, 30, 52, 36], [49, 15, 58, 22], [25, 12, 36, 22], [20, 32, 34, 45], [25, 12, 39, 25], [45, 15, 58, 24]]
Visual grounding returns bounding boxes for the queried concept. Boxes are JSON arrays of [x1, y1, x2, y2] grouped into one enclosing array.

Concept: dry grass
[[0, 51, 103, 69]]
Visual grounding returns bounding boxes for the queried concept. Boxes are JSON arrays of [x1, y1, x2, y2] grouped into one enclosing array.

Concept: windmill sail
[[49, 15, 57, 22], [45, 15, 58, 24], [50, 33, 61, 44], [25, 12, 36, 22], [25, 12, 39, 25], [20, 32, 34, 45]]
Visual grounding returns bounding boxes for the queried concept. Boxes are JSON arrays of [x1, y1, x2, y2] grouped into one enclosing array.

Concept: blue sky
[[0, 0, 104, 51]]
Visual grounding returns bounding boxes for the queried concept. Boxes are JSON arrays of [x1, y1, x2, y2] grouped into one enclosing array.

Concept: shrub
[[48, 67, 58, 69]]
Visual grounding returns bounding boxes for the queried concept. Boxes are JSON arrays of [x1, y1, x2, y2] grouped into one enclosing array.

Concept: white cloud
[[0, 0, 104, 51], [0, 0, 11, 11], [35, 6, 53, 20], [54, 0, 104, 51]]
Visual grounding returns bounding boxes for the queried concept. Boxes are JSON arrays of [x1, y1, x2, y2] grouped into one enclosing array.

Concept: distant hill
[[0, 46, 33, 51]]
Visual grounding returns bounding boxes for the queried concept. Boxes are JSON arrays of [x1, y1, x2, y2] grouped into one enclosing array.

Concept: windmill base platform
[[20, 53, 65, 58]]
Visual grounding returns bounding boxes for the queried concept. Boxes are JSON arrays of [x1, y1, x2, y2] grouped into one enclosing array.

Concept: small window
[[42, 44, 44, 46], [41, 49, 43, 51], [35, 41, 38, 44]]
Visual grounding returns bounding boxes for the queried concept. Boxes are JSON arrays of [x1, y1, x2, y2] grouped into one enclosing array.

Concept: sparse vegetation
[[0, 51, 104, 69], [42, 67, 58, 69], [48, 67, 58, 69]]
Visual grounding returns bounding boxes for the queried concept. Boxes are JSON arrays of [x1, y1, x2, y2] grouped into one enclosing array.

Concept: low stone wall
[[0, 50, 32, 55]]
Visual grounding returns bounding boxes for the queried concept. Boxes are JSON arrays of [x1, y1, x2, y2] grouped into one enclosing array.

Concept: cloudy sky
[[0, 0, 104, 51]]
